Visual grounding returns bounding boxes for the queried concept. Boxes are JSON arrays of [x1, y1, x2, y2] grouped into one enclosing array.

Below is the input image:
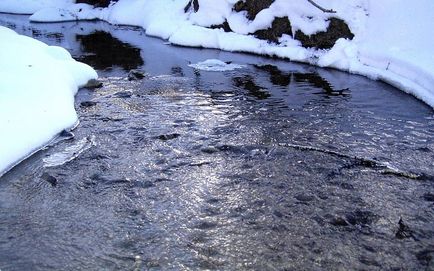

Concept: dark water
[[1, 14, 434, 270]]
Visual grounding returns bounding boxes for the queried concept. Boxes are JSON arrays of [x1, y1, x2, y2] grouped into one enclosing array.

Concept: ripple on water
[[0, 15, 434, 270]]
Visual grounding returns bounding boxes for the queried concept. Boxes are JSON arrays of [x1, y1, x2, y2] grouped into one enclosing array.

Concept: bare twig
[[307, 0, 337, 13]]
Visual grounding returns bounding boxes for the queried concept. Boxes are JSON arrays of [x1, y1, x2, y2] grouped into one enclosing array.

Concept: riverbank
[[0, 26, 97, 174], [1, 0, 433, 108]]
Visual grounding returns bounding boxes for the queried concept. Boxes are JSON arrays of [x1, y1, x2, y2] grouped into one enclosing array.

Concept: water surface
[[1, 14, 434, 270]]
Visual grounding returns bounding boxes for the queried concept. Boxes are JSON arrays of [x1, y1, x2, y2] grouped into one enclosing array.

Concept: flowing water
[[1, 14, 434, 270]]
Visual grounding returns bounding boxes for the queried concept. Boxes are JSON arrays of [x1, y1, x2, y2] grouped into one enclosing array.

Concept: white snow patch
[[0, 0, 74, 15], [189, 59, 245, 72], [30, 4, 102, 22], [0, 26, 97, 175]]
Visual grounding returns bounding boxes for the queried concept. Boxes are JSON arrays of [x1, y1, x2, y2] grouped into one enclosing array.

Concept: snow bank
[[1, 0, 433, 107], [0, 0, 74, 15], [0, 26, 97, 175]]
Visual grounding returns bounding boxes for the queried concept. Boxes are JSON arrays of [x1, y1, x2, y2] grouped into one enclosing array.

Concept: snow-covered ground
[[3, 0, 430, 108], [0, 26, 97, 175]]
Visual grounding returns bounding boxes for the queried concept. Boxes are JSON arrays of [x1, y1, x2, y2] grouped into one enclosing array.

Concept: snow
[[188, 59, 245, 72], [9, 0, 428, 108], [0, 26, 97, 175], [0, 0, 74, 15], [3, 0, 432, 105]]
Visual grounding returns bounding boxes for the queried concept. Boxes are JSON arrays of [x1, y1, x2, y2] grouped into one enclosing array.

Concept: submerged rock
[[156, 133, 181, 141], [41, 173, 58, 187], [294, 17, 354, 49], [395, 218, 414, 239], [80, 101, 97, 107], [128, 69, 146, 81], [83, 79, 103, 89]]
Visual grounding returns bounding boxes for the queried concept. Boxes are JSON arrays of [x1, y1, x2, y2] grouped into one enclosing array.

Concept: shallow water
[[1, 14, 434, 270]]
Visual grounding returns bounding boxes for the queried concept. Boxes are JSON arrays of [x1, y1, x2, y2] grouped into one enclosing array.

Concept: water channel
[[0, 14, 434, 270]]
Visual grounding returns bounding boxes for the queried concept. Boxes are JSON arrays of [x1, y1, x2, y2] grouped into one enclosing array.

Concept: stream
[[1, 14, 434, 270]]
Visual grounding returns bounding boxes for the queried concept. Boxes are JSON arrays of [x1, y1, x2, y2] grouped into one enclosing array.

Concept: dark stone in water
[[157, 133, 181, 141], [294, 18, 354, 49], [154, 178, 174, 183], [423, 193, 434, 202], [41, 173, 57, 187], [194, 221, 218, 230], [135, 180, 155, 189], [294, 193, 315, 202], [128, 69, 146, 81], [396, 218, 414, 239], [201, 146, 219, 154], [80, 101, 97, 107], [330, 216, 349, 227], [345, 210, 377, 226], [416, 249, 434, 266], [113, 91, 133, 98], [59, 130, 74, 140], [83, 78, 103, 89]]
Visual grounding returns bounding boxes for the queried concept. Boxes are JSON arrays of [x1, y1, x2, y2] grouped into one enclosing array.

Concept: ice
[[43, 135, 96, 168], [188, 59, 245, 72]]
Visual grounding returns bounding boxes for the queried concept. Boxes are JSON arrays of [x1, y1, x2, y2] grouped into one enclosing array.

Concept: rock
[[423, 193, 434, 202], [157, 133, 181, 141], [254, 16, 292, 43], [75, 0, 115, 7], [184, 0, 199, 13], [59, 130, 75, 140], [233, 0, 274, 21], [128, 69, 146, 81], [294, 193, 315, 202], [80, 101, 97, 107], [395, 218, 413, 239], [209, 21, 232, 32], [294, 18, 354, 49], [345, 210, 377, 226], [330, 216, 349, 226], [41, 173, 57, 187], [83, 79, 103, 89], [113, 90, 132, 98], [416, 249, 434, 266], [201, 146, 219, 154]]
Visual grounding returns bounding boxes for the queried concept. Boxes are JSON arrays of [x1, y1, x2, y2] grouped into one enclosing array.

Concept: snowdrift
[[0, 26, 97, 175]]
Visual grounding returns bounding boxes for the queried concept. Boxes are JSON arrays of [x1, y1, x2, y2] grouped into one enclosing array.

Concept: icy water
[[1, 14, 434, 270]]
